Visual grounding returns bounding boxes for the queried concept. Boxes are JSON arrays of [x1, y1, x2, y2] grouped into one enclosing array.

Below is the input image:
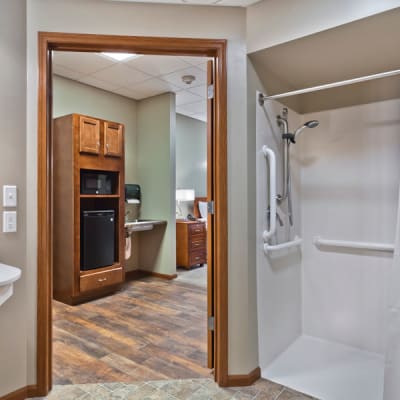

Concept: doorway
[[37, 32, 228, 396]]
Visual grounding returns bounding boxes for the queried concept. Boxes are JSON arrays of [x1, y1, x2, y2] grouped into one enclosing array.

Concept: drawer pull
[[194, 229, 201, 233], [195, 257, 201, 260], [97, 277, 107, 283]]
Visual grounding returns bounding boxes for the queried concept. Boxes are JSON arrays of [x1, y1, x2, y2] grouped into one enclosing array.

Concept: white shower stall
[[256, 95, 400, 400]]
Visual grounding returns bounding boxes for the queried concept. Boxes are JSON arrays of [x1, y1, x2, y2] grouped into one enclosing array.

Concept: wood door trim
[[223, 368, 261, 387], [0, 385, 39, 400], [37, 32, 228, 395]]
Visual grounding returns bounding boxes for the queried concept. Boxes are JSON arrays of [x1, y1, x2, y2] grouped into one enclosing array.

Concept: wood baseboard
[[222, 367, 261, 387], [0, 385, 39, 400], [125, 269, 177, 281]]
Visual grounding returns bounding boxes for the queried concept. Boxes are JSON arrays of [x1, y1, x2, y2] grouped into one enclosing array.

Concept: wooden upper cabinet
[[79, 116, 100, 155], [104, 122, 123, 158]]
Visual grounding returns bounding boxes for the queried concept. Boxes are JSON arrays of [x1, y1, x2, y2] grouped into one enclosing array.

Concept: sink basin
[[0, 263, 21, 307], [125, 219, 166, 234]]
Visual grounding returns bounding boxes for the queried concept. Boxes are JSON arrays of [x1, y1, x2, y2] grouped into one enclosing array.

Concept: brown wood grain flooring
[[53, 276, 210, 385]]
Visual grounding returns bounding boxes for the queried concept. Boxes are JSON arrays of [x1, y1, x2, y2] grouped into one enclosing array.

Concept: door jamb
[[36, 32, 228, 396]]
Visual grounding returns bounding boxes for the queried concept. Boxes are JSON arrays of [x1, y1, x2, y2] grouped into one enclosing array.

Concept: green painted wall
[[137, 93, 176, 275], [52, 75, 138, 183], [176, 113, 207, 197]]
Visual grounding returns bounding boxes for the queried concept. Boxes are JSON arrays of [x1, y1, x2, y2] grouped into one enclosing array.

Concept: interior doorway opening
[[37, 32, 228, 396], [51, 50, 212, 385]]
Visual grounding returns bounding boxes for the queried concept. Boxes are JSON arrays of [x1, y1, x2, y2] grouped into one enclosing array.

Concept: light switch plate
[[3, 211, 17, 233], [3, 185, 17, 207]]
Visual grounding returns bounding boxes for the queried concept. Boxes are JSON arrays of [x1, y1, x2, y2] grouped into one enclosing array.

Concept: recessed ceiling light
[[101, 52, 140, 61]]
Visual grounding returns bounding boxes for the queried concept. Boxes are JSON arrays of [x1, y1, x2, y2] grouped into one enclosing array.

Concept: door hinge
[[207, 201, 215, 215], [207, 84, 214, 100], [208, 316, 215, 331]]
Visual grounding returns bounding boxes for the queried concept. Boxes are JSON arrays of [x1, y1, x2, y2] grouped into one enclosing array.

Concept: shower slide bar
[[313, 236, 395, 253], [262, 145, 277, 240], [264, 236, 303, 254], [258, 68, 400, 103]]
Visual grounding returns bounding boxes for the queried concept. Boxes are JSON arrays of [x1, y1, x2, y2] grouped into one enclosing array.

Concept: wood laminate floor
[[53, 276, 210, 385]]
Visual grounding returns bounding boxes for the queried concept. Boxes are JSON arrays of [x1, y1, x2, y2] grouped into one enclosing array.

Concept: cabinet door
[[79, 116, 100, 155], [104, 122, 123, 157]]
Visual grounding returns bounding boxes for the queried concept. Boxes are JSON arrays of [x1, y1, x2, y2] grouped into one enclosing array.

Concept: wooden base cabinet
[[176, 220, 207, 269], [53, 113, 125, 305]]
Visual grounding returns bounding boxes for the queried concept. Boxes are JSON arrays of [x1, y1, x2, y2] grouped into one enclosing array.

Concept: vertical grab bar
[[262, 146, 277, 241]]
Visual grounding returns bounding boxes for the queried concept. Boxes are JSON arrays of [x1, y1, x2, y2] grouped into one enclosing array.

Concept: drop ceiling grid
[[53, 52, 208, 121]]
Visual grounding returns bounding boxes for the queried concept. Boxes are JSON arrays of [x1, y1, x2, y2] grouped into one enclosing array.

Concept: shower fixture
[[276, 108, 319, 226]]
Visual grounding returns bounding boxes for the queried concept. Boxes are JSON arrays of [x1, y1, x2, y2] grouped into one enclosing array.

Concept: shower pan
[[256, 98, 398, 400]]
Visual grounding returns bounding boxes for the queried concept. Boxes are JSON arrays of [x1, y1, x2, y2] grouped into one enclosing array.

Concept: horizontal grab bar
[[264, 236, 303, 254], [313, 236, 394, 252]]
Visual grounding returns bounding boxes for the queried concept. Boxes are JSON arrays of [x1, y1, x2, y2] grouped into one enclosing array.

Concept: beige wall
[[136, 93, 176, 275], [0, 0, 28, 396], [52, 75, 138, 183], [246, 0, 400, 53]]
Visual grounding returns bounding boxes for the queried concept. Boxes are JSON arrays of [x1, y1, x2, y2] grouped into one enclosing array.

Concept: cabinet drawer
[[189, 223, 206, 235], [190, 236, 206, 250], [190, 250, 207, 265], [80, 267, 123, 293]]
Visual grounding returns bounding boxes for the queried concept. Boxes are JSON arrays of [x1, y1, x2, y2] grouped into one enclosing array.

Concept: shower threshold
[[262, 335, 384, 400]]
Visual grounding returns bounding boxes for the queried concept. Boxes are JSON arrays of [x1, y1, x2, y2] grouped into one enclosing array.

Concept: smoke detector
[[182, 75, 196, 85]]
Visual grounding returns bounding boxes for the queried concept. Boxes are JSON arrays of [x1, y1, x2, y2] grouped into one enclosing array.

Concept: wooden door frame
[[36, 32, 228, 396]]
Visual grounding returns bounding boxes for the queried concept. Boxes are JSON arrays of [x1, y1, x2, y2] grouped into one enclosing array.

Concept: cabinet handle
[[97, 141, 100, 147], [195, 257, 200, 260], [97, 277, 107, 283], [106, 143, 109, 149], [194, 229, 201, 233]]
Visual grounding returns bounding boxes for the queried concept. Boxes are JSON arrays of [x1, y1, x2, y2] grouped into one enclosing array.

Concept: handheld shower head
[[305, 120, 319, 128], [293, 120, 319, 141]]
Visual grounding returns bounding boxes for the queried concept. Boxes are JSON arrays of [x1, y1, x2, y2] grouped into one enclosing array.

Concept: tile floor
[[176, 265, 207, 288], [30, 378, 317, 399]]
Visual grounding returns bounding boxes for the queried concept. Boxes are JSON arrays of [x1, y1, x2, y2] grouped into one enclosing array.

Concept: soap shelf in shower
[[264, 236, 303, 254], [313, 236, 395, 253]]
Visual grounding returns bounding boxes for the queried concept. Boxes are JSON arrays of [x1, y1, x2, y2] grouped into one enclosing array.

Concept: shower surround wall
[[256, 94, 303, 367], [300, 99, 400, 353], [256, 96, 400, 399]]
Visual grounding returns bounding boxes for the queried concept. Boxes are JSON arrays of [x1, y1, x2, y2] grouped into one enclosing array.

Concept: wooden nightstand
[[176, 220, 207, 269]]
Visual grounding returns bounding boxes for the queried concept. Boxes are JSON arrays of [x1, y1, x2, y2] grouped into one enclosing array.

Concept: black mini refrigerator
[[81, 210, 115, 270]]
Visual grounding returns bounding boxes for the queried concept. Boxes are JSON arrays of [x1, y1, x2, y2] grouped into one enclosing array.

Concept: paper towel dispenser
[[125, 184, 141, 203]]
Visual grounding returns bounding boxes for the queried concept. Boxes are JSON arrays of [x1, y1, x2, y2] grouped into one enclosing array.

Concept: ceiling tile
[[176, 90, 203, 106], [126, 55, 191, 77], [187, 84, 207, 99], [115, 78, 179, 100], [78, 76, 121, 92], [91, 63, 152, 87], [53, 66, 82, 81], [53, 52, 115, 75], [180, 56, 209, 71], [161, 66, 206, 89]]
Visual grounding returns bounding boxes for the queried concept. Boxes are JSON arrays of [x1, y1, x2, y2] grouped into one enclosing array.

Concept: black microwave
[[80, 170, 117, 195]]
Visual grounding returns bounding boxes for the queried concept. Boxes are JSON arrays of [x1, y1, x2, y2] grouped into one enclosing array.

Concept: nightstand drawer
[[189, 223, 206, 235], [190, 250, 207, 265], [190, 236, 206, 250]]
